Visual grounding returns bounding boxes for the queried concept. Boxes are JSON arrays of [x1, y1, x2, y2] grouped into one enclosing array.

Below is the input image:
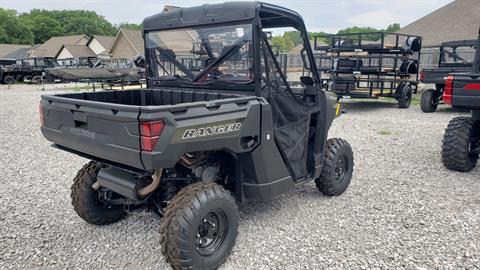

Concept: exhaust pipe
[[94, 167, 163, 200], [137, 169, 163, 198]]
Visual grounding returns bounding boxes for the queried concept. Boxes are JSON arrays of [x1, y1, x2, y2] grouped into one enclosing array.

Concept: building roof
[[394, 0, 480, 47], [122, 29, 144, 53], [90, 35, 115, 52], [3, 47, 31, 60], [0, 44, 31, 58], [109, 29, 145, 58], [57, 44, 97, 58], [31, 35, 89, 57]]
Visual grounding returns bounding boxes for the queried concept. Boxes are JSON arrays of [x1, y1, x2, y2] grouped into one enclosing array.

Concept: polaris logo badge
[[70, 127, 95, 139], [182, 123, 241, 140]]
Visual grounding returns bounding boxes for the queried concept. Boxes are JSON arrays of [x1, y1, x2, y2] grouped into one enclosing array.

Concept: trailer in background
[[314, 32, 422, 108]]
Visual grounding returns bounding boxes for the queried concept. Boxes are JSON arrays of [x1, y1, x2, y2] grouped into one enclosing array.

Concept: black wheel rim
[[335, 155, 349, 183], [196, 209, 228, 256]]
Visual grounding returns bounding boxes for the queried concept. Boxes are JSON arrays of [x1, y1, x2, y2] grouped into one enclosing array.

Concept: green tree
[[20, 15, 63, 43], [117, 22, 143, 30], [0, 8, 34, 44], [271, 35, 295, 53], [283, 31, 303, 47], [309, 31, 332, 45], [337, 26, 381, 41], [19, 9, 117, 40], [386, 23, 401, 33]]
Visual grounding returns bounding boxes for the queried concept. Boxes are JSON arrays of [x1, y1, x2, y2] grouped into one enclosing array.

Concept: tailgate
[[421, 68, 464, 84], [452, 74, 480, 109], [40, 95, 143, 169]]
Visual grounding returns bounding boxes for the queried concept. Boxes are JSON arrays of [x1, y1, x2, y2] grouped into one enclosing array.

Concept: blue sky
[[2, 0, 453, 33]]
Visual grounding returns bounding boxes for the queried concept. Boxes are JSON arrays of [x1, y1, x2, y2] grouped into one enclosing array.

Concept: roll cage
[[142, 1, 321, 95]]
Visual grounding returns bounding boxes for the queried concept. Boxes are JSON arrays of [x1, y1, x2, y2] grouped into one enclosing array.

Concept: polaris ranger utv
[[420, 39, 478, 112], [441, 29, 480, 172], [40, 2, 354, 269]]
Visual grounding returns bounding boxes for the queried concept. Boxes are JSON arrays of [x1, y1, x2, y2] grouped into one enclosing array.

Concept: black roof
[[143, 1, 304, 31], [440, 39, 478, 48]]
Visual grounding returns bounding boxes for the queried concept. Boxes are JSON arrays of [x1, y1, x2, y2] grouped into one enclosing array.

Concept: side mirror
[[134, 55, 146, 68], [300, 76, 314, 86]]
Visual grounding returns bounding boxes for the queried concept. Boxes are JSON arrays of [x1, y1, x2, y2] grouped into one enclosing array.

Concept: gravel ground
[[0, 85, 479, 269]]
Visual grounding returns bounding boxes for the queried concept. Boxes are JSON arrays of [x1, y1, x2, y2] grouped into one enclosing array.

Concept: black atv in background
[[40, 2, 354, 269], [420, 39, 477, 112], [0, 57, 59, 85], [441, 29, 480, 172]]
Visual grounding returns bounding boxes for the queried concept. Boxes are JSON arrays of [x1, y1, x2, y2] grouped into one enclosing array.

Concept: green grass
[[410, 93, 421, 106], [378, 129, 393, 135]]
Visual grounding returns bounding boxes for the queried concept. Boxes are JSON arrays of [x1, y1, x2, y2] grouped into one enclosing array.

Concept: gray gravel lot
[[1, 85, 479, 269]]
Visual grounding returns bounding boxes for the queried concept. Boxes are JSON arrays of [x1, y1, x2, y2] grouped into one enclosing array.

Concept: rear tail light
[[419, 70, 425, 81], [443, 75, 454, 105], [39, 104, 44, 126], [140, 120, 165, 151]]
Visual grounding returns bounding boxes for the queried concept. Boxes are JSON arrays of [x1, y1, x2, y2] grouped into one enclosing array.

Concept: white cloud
[[347, 9, 396, 29]]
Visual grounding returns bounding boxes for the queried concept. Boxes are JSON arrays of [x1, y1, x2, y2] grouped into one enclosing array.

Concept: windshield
[[35, 58, 59, 68], [146, 24, 253, 85]]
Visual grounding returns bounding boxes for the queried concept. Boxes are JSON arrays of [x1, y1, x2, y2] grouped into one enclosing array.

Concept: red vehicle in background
[[441, 28, 480, 172]]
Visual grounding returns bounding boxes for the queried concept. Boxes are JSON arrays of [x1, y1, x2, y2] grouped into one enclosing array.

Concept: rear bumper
[[41, 126, 144, 169]]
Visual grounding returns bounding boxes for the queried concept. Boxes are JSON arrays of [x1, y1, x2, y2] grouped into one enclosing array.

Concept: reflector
[[139, 121, 164, 151], [443, 75, 454, 105], [140, 121, 164, 137]]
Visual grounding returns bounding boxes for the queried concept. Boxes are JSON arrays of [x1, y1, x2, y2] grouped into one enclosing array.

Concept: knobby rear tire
[[71, 161, 127, 225], [442, 117, 480, 172]]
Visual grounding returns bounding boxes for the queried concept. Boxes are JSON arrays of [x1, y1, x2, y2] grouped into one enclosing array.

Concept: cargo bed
[[40, 88, 259, 170], [421, 66, 472, 85]]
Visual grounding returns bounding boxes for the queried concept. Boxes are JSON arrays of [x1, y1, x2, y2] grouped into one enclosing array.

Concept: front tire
[[31, 75, 42, 85], [71, 161, 127, 225], [316, 138, 354, 196], [442, 117, 480, 172], [3, 75, 15, 85], [160, 181, 239, 270], [420, 89, 438, 113]]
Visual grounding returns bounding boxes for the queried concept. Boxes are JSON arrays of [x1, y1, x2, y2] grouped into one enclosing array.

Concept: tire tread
[[441, 117, 479, 172]]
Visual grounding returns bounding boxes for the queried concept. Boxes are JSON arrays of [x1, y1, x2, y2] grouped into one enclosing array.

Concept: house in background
[[392, 0, 480, 69], [29, 35, 90, 58], [0, 44, 32, 58], [56, 44, 98, 66], [108, 29, 144, 66], [107, 5, 181, 66], [0, 44, 33, 65], [395, 0, 479, 48], [87, 35, 115, 56]]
